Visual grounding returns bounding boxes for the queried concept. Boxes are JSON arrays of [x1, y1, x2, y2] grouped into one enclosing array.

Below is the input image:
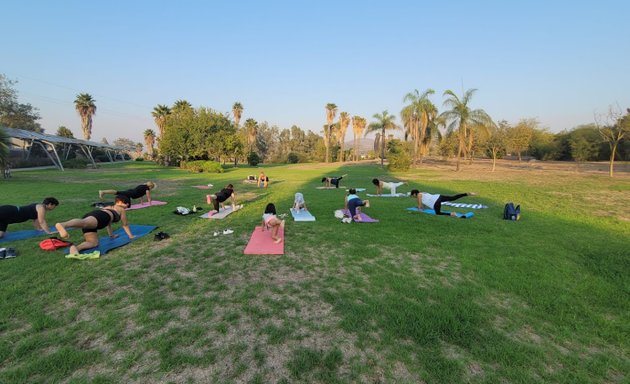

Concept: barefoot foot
[[55, 223, 69, 239]]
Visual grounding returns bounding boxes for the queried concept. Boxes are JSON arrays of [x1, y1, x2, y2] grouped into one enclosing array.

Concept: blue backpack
[[503, 202, 521, 221]]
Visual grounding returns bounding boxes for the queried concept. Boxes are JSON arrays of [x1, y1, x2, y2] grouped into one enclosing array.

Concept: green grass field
[[1, 161, 628, 383]]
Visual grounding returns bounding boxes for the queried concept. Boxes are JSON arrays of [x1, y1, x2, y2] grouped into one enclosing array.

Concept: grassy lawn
[[0, 161, 628, 383]]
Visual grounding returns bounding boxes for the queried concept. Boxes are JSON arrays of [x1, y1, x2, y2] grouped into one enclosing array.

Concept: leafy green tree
[[56, 126, 74, 138], [440, 89, 494, 171], [486, 122, 508, 171], [569, 135, 598, 168], [366, 110, 398, 167], [324, 103, 337, 163], [74, 93, 96, 140], [596, 106, 630, 177], [0, 74, 43, 132], [507, 118, 537, 161]]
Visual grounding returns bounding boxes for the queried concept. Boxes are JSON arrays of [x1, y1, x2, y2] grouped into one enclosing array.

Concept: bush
[[287, 152, 299, 164], [387, 151, 412, 171], [180, 160, 224, 173], [247, 152, 261, 166], [135, 157, 144, 161], [62, 158, 91, 169]]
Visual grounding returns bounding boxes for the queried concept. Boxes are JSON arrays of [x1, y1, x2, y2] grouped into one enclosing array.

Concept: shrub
[[247, 152, 261, 166], [387, 151, 412, 171], [62, 158, 91, 169], [180, 160, 224, 173], [135, 157, 144, 161], [287, 152, 299, 164]]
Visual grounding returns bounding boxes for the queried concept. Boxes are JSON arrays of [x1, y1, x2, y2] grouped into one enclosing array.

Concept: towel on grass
[[243, 226, 284, 255], [366, 193, 409, 197], [127, 201, 168, 210], [341, 209, 379, 223], [441, 202, 488, 209], [200, 205, 243, 219], [0, 226, 59, 244], [406, 207, 474, 218], [63, 224, 157, 255], [290, 208, 316, 221]]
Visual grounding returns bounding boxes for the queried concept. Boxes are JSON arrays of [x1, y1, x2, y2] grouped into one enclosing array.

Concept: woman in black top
[[207, 184, 238, 213], [99, 181, 156, 205], [55, 195, 133, 255], [0, 197, 59, 238]]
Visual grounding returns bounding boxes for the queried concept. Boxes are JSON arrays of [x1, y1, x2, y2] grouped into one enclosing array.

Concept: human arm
[[35, 204, 53, 234], [120, 210, 134, 239], [417, 193, 424, 210], [146, 189, 152, 204]]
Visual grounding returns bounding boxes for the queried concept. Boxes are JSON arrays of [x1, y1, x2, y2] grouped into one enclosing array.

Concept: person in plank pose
[[262, 203, 284, 243], [344, 188, 370, 222], [55, 195, 133, 255], [207, 184, 238, 214], [0, 197, 59, 238], [372, 178, 406, 195], [410, 189, 476, 216], [321, 174, 347, 188], [99, 181, 156, 205]]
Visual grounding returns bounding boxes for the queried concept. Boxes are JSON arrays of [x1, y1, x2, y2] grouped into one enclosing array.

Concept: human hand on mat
[[110, 234, 119, 239]]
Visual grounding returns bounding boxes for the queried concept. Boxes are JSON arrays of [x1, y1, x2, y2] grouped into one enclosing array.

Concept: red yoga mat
[[243, 226, 284, 255]]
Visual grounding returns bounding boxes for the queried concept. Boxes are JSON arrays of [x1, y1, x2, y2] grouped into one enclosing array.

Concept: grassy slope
[[0, 161, 628, 384]]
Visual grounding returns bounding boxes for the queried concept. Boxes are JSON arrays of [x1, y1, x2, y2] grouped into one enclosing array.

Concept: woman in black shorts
[[55, 195, 134, 255], [99, 181, 156, 205], [0, 197, 59, 238], [207, 184, 238, 214]]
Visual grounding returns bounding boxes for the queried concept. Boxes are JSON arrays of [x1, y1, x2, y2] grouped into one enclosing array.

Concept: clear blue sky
[[3, 0, 629, 143]]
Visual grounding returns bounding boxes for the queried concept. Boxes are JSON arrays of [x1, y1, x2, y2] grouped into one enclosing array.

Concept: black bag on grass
[[503, 202, 521, 221]]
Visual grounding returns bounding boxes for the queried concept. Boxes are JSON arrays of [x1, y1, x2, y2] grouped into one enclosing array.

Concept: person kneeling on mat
[[344, 188, 370, 222], [321, 174, 346, 188], [410, 189, 476, 216], [262, 203, 284, 243], [55, 195, 134, 256], [372, 178, 406, 195], [207, 184, 238, 214]]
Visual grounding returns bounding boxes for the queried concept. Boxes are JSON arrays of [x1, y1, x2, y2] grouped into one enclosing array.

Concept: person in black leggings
[[410, 189, 476, 216], [207, 184, 238, 214], [55, 195, 133, 255], [321, 174, 347, 188], [99, 181, 156, 205], [0, 197, 59, 238]]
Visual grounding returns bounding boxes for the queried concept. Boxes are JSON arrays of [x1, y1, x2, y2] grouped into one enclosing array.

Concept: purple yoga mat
[[342, 209, 379, 223]]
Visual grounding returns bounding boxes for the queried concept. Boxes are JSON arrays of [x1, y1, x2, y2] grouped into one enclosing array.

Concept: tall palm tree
[[324, 103, 338, 163], [244, 118, 258, 153], [151, 104, 171, 138], [232, 102, 243, 127], [144, 129, 156, 158], [440, 89, 494, 171], [336, 112, 351, 162], [351, 116, 367, 161], [74, 93, 96, 140], [402, 89, 435, 165], [366, 110, 398, 167]]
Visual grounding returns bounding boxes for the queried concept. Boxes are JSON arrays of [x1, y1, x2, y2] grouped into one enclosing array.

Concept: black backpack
[[503, 202, 521, 221]]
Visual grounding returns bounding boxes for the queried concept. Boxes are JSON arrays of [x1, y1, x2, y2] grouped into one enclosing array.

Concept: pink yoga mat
[[243, 226, 284, 255], [342, 209, 379, 223], [127, 201, 168, 210]]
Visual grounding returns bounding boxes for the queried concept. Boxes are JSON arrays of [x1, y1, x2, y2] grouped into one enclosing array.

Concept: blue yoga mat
[[0, 226, 58, 244], [406, 207, 474, 218], [63, 224, 157, 255]]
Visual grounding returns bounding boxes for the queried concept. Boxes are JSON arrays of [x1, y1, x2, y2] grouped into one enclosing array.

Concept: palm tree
[[244, 118, 258, 153], [351, 116, 367, 161], [74, 93, 96, 140], [144, 129, 156, 158], [232, 102, 243, 127], [336, 112, 351, 162], [324, 103, 338, 163], [440, 89, 494, 171], [402, 89, 435, 165], [151, 104, 171, 138], [366, 110, 398, 167], [172, 99, 192, 112]]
